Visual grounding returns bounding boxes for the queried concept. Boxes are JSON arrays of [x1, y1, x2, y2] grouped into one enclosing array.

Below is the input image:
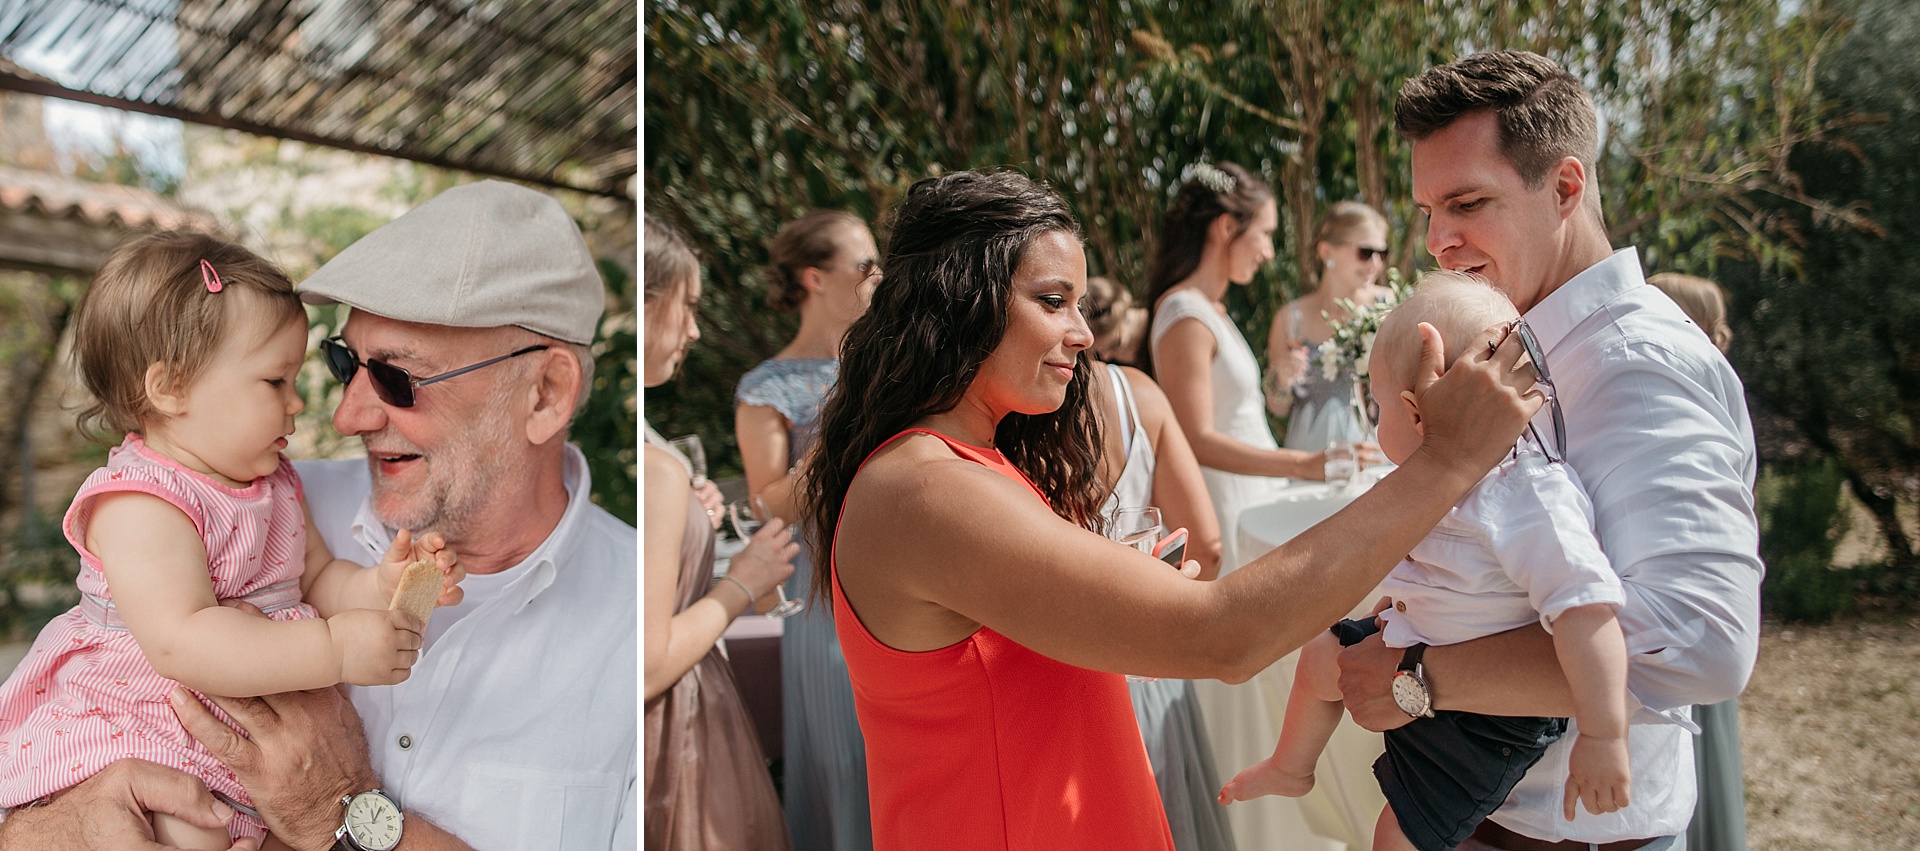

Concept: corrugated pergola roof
[[0, 0, 636, 200]]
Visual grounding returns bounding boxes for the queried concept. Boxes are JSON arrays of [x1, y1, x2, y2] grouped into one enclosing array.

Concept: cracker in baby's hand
[[389, 560, 442, 623]]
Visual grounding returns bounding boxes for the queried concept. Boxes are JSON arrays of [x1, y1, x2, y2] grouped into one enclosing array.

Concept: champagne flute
[[668, 435, 707, 486], [1105, 506, 1163, 683], [729, 496, 804, 619]]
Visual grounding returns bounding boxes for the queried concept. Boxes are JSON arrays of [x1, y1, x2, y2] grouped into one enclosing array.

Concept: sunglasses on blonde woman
[[320, 336, 549, 409]]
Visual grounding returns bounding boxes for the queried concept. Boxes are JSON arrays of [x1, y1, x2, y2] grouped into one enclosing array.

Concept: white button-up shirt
[[1378, 452, 1623, 648], [299, 444, 638, 850], [1490, 248, 1762, 842]]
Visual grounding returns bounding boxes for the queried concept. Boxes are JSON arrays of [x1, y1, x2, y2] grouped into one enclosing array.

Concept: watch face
[[345, 792, 403, 851], [1391, 671, 1429, 717]]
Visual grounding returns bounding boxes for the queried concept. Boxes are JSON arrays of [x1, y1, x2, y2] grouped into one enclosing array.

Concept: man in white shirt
[[0, 181, 637, 850], [1333, 51, 1762, 851]]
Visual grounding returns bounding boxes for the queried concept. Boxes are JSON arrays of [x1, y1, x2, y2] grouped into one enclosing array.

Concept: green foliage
[[0, 509, 80, 641], [577, 258, 638, 524], [646, 0, 1859, 482], [1713, 0, 1920, 590], [1758, 459, 1856, 622]]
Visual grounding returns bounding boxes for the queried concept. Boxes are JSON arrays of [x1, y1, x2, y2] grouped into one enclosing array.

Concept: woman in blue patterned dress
[[735, 210, 880, 851]]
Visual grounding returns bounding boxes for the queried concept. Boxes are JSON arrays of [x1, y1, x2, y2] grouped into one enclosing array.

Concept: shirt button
[[397, 734, 413, 750], [1394, 601, 1406, 612]]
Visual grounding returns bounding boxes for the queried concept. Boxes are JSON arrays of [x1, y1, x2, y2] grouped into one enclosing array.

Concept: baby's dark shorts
[[1329, 617, 1568, 851]]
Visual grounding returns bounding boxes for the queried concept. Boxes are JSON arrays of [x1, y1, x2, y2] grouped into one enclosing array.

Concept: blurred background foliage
[[645, 0, 1914, 619]]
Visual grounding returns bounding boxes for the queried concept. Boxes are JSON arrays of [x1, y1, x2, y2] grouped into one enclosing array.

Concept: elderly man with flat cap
[[0, 181, 637, 850]]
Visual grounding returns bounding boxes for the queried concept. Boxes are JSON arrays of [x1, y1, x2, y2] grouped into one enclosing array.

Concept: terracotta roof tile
[[0, 165, 221, 233]]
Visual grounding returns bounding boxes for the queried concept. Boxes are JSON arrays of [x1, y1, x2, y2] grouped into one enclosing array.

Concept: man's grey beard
[[370, 379, 532, 541]]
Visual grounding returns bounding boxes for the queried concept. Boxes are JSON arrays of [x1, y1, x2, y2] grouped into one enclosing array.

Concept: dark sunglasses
[[1354, 245, 1389, 263], [1500, 319, 1566, 462], [320, 337, 550, 409]]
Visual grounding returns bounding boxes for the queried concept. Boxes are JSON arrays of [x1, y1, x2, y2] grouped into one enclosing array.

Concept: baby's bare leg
[[152, 811, 232, 849], [1220, 631, 1347, 802], [1372, 804, 1418, 851]]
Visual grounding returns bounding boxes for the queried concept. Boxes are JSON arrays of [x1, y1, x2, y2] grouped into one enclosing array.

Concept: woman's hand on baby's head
[[327, 608, 424, 687]]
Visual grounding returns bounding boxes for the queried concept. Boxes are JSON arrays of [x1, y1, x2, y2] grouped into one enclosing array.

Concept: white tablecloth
[[1233, 468, 1390, 561], [1202, 470, 1394, 851]]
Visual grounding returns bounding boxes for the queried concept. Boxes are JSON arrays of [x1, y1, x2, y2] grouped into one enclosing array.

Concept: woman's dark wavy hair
[[800, 170, 1104, 604], [1139, 162, 1273, 377]]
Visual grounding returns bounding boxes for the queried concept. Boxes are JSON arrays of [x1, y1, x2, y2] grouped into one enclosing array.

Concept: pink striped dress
[[0, 434, 318, 838]]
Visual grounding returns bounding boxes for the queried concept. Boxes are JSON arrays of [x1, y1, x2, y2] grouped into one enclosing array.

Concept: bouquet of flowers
[[1316, 271, 1413, 382]]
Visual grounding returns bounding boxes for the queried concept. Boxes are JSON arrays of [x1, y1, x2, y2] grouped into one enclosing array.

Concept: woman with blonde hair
[[736, 209, 882, 851], [1647, 271, 1745, 851], [1647, 273, 1733, 352], [1266, 201, 1394, 451]]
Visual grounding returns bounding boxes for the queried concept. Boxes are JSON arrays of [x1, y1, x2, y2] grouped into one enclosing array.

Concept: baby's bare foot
[[1218, 757, 1316, 803]]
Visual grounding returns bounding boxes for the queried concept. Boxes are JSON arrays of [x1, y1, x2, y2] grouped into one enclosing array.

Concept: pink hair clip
[[200, 259, 223, 293]]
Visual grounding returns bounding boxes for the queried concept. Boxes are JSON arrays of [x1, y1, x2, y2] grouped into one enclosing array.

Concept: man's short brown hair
[[1394, 51, 1600, 199]]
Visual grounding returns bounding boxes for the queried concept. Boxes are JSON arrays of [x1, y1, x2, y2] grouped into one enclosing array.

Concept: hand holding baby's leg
[[1220, 632, 1348, 803]]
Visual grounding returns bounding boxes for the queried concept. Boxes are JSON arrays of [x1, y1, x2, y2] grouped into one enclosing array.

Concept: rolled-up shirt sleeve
[[1485, 457, 1625, 629], [1563, 339, 1763, 717]]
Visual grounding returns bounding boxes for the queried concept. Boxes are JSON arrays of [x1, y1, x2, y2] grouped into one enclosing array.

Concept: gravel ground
[[1743, 618, 1920, 849]]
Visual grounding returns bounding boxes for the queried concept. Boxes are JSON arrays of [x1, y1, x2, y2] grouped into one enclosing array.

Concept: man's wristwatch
[[334, 788, 404, 851], [1390, 643, 1437, 719]]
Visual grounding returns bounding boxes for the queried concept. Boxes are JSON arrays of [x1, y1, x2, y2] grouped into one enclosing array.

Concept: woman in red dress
[[802, 171, 1543, 850]]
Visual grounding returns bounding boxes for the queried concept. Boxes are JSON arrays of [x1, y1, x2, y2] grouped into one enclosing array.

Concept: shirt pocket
[[458, 761, 624, 850]]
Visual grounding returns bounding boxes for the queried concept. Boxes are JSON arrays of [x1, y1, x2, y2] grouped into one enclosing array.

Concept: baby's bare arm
[[89, 493, 344, 695], [1552, 603, 1631, 817]]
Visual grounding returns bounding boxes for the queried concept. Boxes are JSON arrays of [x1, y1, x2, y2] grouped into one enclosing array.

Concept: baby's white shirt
[[1377, 449, 1624, 648]]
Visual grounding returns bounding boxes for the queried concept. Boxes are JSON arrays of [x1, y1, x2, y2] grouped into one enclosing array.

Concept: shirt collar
[[349, 443, 594, 606], [1523, 246, 1645, 352]]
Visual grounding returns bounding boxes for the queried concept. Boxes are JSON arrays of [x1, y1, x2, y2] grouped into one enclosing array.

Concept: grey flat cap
[[299, 180, 604, 345]]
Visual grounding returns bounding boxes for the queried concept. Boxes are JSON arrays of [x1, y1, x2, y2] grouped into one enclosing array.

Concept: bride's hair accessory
[[1190, 162, 1235, 195]]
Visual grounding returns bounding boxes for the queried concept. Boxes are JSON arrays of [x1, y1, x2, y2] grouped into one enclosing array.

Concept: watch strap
[[1396, 642, 1429, 673]]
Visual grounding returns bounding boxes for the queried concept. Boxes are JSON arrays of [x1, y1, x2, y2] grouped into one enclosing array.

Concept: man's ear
[[523, 347, 584, 446], [1553, 156, 1587, 221], [146, 362, 188, 417]]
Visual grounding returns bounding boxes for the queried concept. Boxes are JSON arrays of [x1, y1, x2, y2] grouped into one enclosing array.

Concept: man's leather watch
[[334, 788, 404, 851], [1390, 643, 1436, 719]]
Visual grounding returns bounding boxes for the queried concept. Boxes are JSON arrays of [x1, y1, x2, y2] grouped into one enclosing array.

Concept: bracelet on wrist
[[712, 574, 756, 613]]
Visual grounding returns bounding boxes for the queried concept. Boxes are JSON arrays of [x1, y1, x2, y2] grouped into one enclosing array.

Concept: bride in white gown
[[1143, 163, 1385, 851]]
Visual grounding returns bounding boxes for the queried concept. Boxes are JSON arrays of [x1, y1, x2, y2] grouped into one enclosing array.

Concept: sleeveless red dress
[[831, 429, 1175, 850]]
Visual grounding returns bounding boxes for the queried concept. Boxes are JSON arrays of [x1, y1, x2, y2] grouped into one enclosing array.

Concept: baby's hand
[[1563, 733, 1631, 820], [328, 608, 423, 686], [376, 529, 465, 608]]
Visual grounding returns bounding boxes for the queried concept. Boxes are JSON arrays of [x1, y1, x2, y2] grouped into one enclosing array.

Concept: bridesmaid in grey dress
[[1086, 275, 1238, 851], [1264, 202, 1393, 452], [735, 210, 880, 851]]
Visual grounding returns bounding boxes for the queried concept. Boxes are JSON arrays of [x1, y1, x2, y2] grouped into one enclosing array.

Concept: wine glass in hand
[[1105, 506, 1163, 683], [729, 496, 804, 618], [668, 435, 708, 486]]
